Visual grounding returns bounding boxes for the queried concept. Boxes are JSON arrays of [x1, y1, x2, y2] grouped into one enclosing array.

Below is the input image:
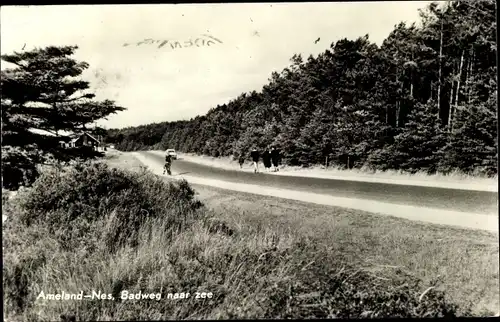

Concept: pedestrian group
[[242, 146, 280, 173], [165, 146, 281, 176]]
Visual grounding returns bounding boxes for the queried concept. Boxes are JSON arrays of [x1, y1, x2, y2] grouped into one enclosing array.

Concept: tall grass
[[2, 162, 472, 320]]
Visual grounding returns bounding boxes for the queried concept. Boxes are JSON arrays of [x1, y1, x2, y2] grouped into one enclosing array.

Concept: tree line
[[106, 1, 497, 176]]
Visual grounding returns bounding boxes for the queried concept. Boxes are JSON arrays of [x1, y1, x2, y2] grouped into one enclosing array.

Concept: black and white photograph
[[1, 1, 498, 320]]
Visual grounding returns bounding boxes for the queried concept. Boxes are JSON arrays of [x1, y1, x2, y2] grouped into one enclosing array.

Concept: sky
[[1, 2, 435, 129]]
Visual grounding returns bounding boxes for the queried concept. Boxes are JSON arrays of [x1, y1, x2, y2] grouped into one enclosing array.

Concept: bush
[[3, 162, 206, 316], [1, 146, 40, 191], [13, 161, 203, 252]]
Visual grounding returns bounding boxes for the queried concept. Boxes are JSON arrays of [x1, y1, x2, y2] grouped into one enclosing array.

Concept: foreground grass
[[190, 184, 499, 316], [2, 152, 498, 320]]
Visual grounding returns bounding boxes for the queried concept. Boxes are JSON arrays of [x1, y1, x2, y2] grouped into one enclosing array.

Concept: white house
[[62, 132, 101, 151]]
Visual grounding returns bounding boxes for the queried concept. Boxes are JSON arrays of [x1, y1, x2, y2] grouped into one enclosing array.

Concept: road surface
[[142, 151, 498, 216]]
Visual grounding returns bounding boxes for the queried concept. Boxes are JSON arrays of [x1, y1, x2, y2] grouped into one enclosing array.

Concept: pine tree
[[390, 101, 448, 174], [1, 46, 125, 189]]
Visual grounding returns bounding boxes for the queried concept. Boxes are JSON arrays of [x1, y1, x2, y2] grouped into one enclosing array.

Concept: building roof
[[28, 128, 73, 137], [70, 132, 100, 143]]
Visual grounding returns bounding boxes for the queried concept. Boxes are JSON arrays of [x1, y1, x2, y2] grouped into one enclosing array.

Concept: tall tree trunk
[[448, 74, 454, 129], [395, 58, 399, 127], [410, 52, 414, 98], [451, 50, 465, 133], [396, 101, 400, 127], [464, 49, 471, 103], [400, 78, 405, 126], [410, 75, 414, 98], [468, 48, 474, 103], [437, 19, 444, 120]]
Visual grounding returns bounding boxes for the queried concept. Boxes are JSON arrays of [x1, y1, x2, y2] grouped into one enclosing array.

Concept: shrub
[[1, 146, 40, 191], [3, 162, 206, 316], [13, 161, 204, 252]]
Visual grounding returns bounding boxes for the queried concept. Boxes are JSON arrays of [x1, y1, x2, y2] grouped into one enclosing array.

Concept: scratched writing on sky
[[123, 34, 223, 50]]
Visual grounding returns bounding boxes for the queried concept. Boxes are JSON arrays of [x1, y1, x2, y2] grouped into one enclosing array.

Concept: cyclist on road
[[163, 153, 173, 175]]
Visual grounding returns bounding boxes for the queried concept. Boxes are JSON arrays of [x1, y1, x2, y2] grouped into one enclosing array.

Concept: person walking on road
[[271, 147, 280, 172], [163, 153, 173, 175], [251, 148, 260, 173], [238, 153, 245, 169], [263, 147, 272, 172]]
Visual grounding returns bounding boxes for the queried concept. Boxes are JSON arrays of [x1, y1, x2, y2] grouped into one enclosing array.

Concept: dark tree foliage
[[1, 46, 126, 189], [106, 1, 497, 176]]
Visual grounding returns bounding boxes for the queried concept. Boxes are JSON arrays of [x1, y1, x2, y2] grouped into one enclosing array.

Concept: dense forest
[[106, 1, 497, 176]]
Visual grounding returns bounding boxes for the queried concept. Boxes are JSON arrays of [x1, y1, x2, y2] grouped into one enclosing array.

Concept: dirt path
[[132, 151, 498, 233]]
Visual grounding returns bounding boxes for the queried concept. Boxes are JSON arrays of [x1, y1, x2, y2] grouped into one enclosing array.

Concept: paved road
[[144, 152, 498, 215]]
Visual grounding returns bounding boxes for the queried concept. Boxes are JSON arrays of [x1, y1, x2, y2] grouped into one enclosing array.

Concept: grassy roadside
[[172, 151, 498, 187], [190, 183, 499, 316], [112, 150, 499, 315], [2, 150, 497, 320]]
